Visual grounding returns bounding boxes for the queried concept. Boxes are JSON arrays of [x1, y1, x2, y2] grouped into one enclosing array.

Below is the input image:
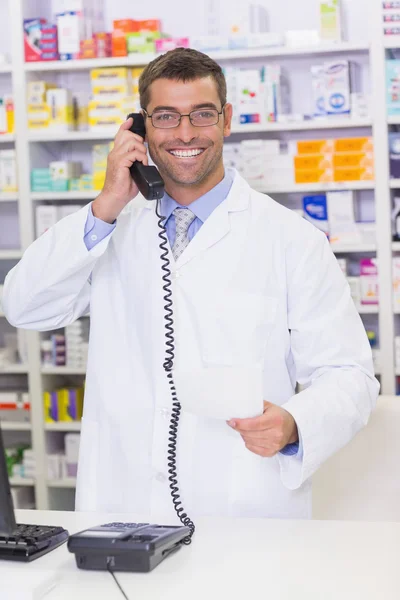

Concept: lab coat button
[[159, 407, 170, 418], [156, 472, 166, 483], [91, 234, 98, 241]]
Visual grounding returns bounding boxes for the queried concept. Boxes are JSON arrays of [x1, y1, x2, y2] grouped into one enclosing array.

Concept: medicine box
[[295, 168, 334, 183], [291, 139, 335, 155], [333, 137, 373, 153], [360, 258, 379, 305], [333, 167, 375, 181], [46, 89, 74, 131], [333, 152, 374, 168], [294, 154, 333, 170], [303, 194, 329, 237]]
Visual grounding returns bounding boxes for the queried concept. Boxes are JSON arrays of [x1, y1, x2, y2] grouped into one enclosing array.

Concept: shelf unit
[[0, 0, 395, 511], [9, 477, 35, 487]]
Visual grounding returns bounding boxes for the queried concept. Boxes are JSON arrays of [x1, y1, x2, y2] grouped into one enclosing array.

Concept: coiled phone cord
[[155, 199, 195, 545]]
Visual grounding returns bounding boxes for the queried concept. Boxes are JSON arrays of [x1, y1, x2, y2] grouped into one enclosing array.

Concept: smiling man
[[3, 48, 379, 522]]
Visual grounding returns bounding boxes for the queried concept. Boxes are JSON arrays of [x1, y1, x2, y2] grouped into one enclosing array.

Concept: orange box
[[296, 139, 334, 154], [334, 137, 373, 153], [333, 152, 375, 169], [112, 35, 127, 57], [294, 154, 333, 170], [295, 168, 334, 184], [333, 167, 375, 182], [113, 19, 136, 34], [136, 19, 161, 32]]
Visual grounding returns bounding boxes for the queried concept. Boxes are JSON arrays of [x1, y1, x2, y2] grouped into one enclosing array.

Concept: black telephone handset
[[127, 112, 165, 200]]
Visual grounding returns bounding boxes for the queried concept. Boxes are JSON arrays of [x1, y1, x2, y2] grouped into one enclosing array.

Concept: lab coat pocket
[[200, 293, 278, 366]]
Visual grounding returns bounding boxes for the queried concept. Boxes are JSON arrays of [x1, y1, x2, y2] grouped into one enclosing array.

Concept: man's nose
[[175, 115, 197, 143]]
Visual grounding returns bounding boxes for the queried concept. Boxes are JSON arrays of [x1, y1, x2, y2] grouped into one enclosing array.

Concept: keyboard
[[0, 523, 69, 562]]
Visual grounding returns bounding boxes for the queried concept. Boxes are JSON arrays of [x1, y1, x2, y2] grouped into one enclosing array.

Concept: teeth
[[169, 149, 203, 158]]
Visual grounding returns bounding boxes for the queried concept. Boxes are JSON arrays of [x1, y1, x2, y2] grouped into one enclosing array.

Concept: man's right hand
[[91, 116, 149, 224]]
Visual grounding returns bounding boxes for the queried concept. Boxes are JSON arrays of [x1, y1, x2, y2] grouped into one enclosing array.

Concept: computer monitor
[[0, 423, 17, 535]]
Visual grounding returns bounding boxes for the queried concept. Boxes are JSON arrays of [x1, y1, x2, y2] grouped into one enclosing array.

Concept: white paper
[[173, 366, 264, 421]]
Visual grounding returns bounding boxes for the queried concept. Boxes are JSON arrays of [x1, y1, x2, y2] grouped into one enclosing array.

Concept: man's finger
[[228, 412, 273, 432]]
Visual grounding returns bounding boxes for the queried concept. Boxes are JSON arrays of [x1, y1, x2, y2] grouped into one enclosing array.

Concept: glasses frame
[[143, 104, 226, 129]]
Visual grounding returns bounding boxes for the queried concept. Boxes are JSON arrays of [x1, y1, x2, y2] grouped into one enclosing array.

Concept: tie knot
[[173, 207, 196, 233]]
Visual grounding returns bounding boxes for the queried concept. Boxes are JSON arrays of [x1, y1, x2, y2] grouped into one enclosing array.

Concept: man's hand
[[227, 401, 299, 458]]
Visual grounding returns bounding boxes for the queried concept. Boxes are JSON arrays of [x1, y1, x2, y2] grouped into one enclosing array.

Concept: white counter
[[1, 509, 399, 599]]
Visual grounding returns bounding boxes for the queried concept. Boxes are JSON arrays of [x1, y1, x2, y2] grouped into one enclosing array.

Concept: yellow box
[[89, 115, 124, 128], [333, 167, 375, 181], [333, 137, 373, 153], [295, 168, 334, 184], [294, 154, 333, 170], [296, 139, 334, 154], [79, 175, 93, 190], [91, 84, 132, 98], [27, 81, 57, 104], [333, 152, 374, 169], [91, 67, 131, 82], [92, 143, 113, 171]]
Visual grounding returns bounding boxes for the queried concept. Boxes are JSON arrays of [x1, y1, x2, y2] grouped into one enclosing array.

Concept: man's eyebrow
[[151, 102, 219, 112]]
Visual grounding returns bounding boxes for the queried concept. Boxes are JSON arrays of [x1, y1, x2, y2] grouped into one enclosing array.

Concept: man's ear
[[223, 103, 233, 138]]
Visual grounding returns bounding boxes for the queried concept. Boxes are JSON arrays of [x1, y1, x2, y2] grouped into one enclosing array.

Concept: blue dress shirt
[[84, 174, 301, 457]]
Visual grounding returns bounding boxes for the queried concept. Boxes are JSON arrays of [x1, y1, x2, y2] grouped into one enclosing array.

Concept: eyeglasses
[[143, 106, 225, 129]]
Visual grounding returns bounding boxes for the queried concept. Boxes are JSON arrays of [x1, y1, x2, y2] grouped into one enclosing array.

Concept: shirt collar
[[160, 171, 233, 225]]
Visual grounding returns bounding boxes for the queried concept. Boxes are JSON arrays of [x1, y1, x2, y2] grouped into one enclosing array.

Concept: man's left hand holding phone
[[91, 116, 149, 224]]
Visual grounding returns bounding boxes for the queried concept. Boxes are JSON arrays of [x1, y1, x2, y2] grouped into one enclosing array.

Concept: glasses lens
[[152, 111, 181, 128], [190, 109, 219, 126]]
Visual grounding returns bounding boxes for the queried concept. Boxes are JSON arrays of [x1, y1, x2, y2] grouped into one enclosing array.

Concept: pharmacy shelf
[[357, 305, 379, 314], [28, 130, 115, 142], [31, 191, 98, 201], [331, 244, 377, 254], [0, 193, 18, 202], [45, 422, 81, 432], [9, 477, 35, 486], [23, 43, 369, 72], [387, 116, 400, 125], [261, 181, 374, 194], [393, 242, 400, 251], [231, 118, 372, 134], [390, 179, 400, 189], [0, 134, 15, 143], [47, 478, 76, 488], [0, 250, 23, 260], [0, 422, 31, 431], [0, 364, 29, 374], [27, 117, 373, 143], [41, 366, 87, 375], [384, 38, 400, 49]]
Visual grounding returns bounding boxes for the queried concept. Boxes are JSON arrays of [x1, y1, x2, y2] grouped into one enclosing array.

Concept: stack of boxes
[[54, 0, 105, 61], [310, 60, 365, 120], [383, 1, 400, 40], [0, 391, 30, 424], [0, 96, 15, 135], [5, 445, 35, 481], [223, 139, 294, 188], [0, 150, 17, 193], [31, 161, 82, 193], [35, 203, 82, 237], [290, 136, 374, 184], [92, 142, 113, 192], [302, 191, 376, 247], [225, 65, 291, 125], [23, 18, 59, 62], [27, 81, 74, 133], [112, 19, 162, 57], [89, 66, 143, 130], [47, 433, 81, 481], [65, 321, 89, 370], [44, 387, 84, 423]]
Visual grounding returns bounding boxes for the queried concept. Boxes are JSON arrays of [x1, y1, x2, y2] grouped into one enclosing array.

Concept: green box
[[51, 180, 70, 192]]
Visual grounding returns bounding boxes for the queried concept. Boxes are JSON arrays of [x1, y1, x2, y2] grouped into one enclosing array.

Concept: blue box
[[386, 60, 400, 116]]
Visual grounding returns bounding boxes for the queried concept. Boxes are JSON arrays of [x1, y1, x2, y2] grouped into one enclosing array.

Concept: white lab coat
[[2, 169, 379, 521]]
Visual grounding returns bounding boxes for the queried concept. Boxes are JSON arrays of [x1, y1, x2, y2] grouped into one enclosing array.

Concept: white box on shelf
[[35, 205, 58, 237], [347, 276, 361, 306], [327, 191, 362, 246]]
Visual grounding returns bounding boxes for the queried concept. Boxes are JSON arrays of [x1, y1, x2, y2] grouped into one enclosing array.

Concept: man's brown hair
[[139, 47, 227, 110]]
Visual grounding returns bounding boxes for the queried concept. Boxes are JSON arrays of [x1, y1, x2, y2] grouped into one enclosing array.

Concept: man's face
[[144, 77, 232, 187]]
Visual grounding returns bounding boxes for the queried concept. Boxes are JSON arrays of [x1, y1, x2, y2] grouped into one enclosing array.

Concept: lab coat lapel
[[174, 170, 250, 268]]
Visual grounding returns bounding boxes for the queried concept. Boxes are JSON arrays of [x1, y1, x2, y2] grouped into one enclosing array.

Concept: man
[[3, 48, 379, 521]]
